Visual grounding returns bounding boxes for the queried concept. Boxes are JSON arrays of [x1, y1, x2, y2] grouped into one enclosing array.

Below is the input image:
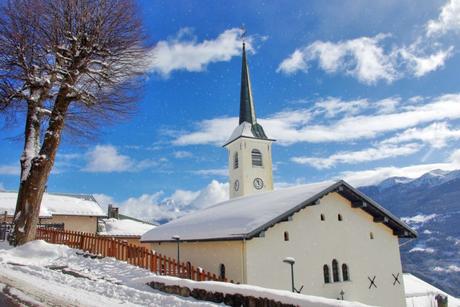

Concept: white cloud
[[278, 28, 453, 83], [173, 151, 193, 159], [192, 168, 228, 177], [426, 0, 460, 36], [382, 122, 460, 148], [340, 149, 460, 186], [148, 28, 252, 77], [399, 45, 453, 77], [278, 34, 397, 84], [277, 49, 308, 74], [117, 180, 229, 222], [292, 143, 421, 169], [313, 97, 368, 118], [82, 145, 161, 173], [83, 145, 133, 172], [0, 165, 18, 175], [172, 94, 460, 146]]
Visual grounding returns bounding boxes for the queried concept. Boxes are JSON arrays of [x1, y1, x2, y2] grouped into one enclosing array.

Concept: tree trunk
[[13, 93, 71, 245]]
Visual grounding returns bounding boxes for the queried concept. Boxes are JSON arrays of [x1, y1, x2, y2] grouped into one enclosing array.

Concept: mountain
[[360, 169, 460, 297]]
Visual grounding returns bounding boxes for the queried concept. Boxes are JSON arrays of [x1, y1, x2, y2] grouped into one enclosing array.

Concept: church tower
[[224, 42, 274, 199]]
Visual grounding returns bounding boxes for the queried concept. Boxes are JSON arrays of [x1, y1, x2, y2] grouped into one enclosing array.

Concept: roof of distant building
[[99, 218, 156, 237], [0, 191, 105, 217]]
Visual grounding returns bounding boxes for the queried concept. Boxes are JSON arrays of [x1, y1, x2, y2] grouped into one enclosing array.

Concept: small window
[[332, 259, 340, 282], [323, 264, 330, 283], [284, 231, 289, 241], [251, 149, 263, 167], [370, 232, 374, 240], [219, 264, 226, 280], [320, 214, 325, 221], [338, 214, 343, 221], [342, 263, 350, 281], [233, 152, 239, 169]]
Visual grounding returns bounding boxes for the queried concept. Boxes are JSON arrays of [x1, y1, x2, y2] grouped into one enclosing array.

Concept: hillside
[[360, 169, 460, 297]]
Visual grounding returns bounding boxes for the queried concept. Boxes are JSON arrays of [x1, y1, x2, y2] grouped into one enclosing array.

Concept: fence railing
[[36, 228, 226, 282]]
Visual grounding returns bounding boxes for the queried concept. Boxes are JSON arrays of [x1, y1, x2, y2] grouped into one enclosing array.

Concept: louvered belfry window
[[251, 149, 263, 167]]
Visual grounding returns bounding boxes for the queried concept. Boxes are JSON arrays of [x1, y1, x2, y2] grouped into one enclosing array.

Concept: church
[[141, 42, 417, 307]]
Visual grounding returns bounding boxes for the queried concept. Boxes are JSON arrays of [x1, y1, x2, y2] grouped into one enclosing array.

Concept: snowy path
[[0, 241, 216, 307]]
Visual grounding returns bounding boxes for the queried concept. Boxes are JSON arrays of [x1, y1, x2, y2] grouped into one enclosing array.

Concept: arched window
[[332, 259, 340, 282], [284, 231, 289, 241], [342, 263, 350, 281], [338, 214, 343, 221], [219, 264, 226, 280], [320, 214, 325, 221], [323, 264, 331, 283], [370, 232, 374, 239], [251, 149, 263, 167], [233, 152, 239, 169]]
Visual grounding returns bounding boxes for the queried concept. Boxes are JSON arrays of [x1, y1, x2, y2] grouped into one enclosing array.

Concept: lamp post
[[172, 235, 180, 273], [283, 257, 296, 292]]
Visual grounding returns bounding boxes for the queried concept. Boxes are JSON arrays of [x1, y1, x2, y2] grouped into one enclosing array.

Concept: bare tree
[[0, 0, 150, 245]]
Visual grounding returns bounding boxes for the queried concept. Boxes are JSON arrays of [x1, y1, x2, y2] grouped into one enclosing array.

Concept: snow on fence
[[35, 228, 225, 283]]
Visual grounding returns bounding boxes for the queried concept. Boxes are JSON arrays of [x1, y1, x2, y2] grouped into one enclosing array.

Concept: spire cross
[[240, 25, 247, 43]]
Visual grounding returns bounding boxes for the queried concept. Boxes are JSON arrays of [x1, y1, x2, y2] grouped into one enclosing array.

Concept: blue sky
[[2, 0, 460, 220]]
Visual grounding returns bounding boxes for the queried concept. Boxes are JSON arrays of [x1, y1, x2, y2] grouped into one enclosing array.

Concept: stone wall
[[147, 281, 295, 307]]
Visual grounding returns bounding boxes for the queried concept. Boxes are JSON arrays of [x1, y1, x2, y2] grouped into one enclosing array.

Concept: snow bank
[[0, 191, 105, 217], [99, 218, 155, 236], [0, 240, 72, 266], [404, 273, 460, 307], [149, 275, 372, 307]]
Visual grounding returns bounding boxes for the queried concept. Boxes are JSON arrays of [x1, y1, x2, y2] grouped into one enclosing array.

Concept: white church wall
[[245, 192, 406, 307], [151, 240, 245, 283]]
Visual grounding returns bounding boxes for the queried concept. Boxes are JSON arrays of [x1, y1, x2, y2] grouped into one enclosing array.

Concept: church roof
[[141, 180, 417, 243]]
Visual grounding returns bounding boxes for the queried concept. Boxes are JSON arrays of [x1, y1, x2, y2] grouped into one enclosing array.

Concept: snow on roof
[[142, 181, 335, 242], [404, 273, 460, 307], [224, 121, 274, 146], [0, 192, 105, 217], [142, 180, 416, 242], [99, 218, 156, 237]]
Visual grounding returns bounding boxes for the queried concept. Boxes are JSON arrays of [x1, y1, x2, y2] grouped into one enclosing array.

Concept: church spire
[[239, 42, 256, 125], [238, 42, 267, 139]]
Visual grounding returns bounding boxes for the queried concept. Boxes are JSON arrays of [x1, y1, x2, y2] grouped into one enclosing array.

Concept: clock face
[[253, 177, 264, 190], [234, 180, 239, 191]]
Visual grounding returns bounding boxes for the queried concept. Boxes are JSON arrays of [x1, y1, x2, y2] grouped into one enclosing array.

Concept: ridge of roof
[[141, 180, 416, 243]]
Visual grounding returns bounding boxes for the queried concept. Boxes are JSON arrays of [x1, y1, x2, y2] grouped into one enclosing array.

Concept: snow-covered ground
[[404, 273, 460, 307], [0, 240, 370, 307], [0, 240, 215, 306]]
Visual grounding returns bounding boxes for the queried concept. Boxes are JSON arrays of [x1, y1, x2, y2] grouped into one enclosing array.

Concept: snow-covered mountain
[[360, 169, 460, 297]]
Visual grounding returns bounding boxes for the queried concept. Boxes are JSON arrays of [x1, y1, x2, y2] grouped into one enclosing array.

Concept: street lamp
[[283, 257, 296, 292], [172, 235, 180, 269], [283, 257, 303, 293]]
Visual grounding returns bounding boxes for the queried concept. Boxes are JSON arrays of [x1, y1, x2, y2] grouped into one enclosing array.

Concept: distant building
[[141, 43, 417, 307], [98, 205, 156, 247], [0, 191, 105, 233]]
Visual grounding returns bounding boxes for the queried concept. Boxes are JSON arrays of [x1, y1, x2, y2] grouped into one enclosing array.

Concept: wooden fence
[[36, 228, 226, 282]]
